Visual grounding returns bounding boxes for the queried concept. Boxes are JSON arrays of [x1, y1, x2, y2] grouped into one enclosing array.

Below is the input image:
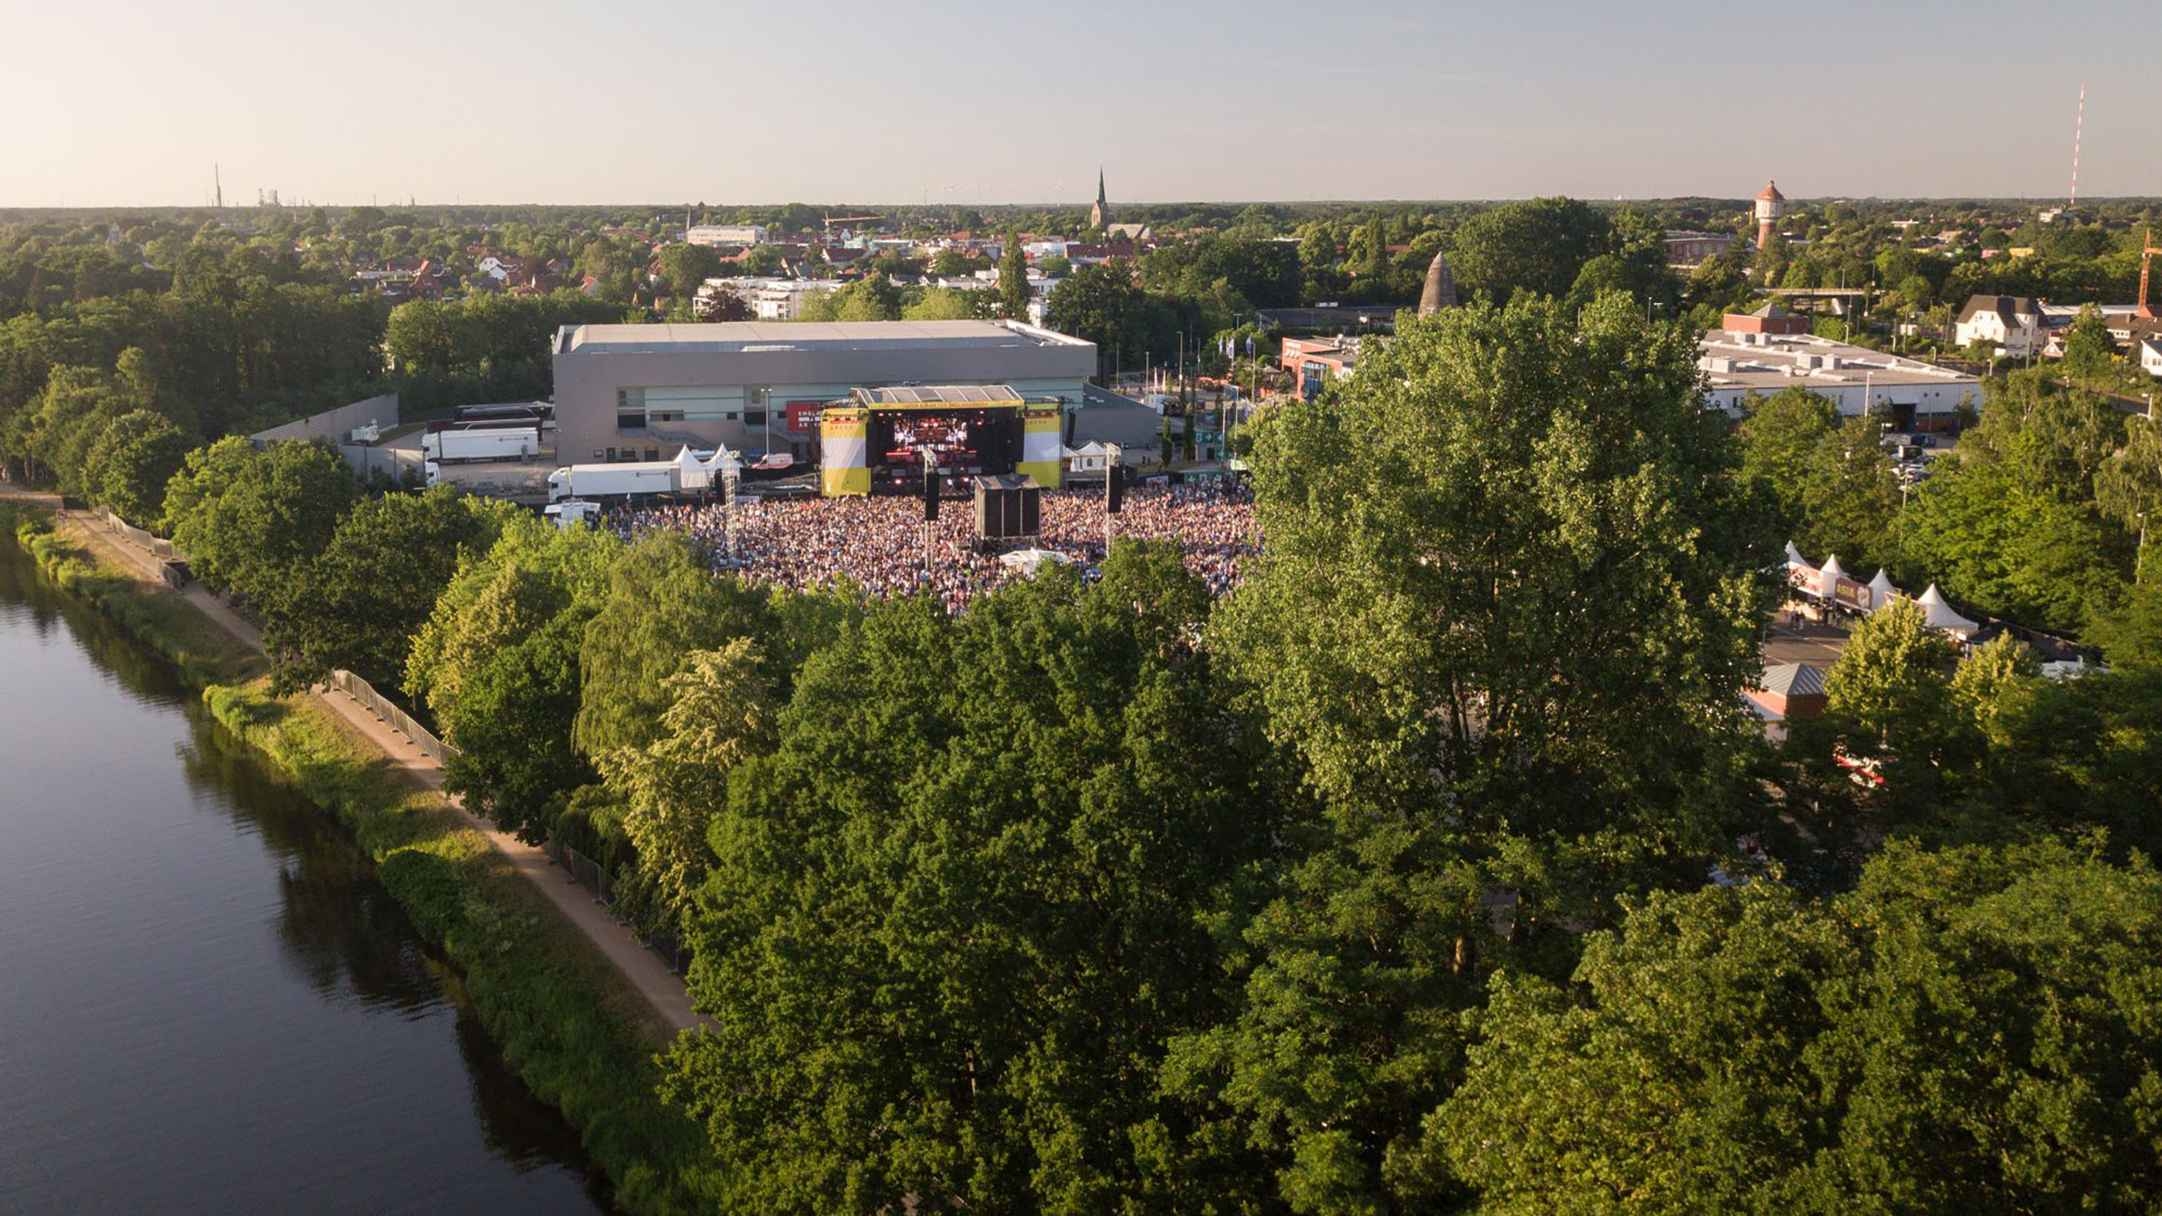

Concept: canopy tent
[[1816, 554, 1847, 600], [702, 446, 742, 474], [675, 445, 711, 491], [1784, 540, 1809, 568], [1867, 568, 1902, 613], [1916, 583, 1979, 635], [998, 547, 1074, 575]]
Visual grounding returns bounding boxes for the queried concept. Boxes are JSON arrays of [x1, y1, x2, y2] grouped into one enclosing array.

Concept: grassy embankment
[[2, 504, 724, 1214]]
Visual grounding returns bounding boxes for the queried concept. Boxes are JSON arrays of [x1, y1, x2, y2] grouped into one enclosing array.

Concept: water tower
[[1754, 180, 1787, 250]]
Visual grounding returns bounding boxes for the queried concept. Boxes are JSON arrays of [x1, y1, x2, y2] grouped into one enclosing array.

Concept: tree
[[1448, 197, 1611, 302], [1825, 597, 1955, 751], [574, 531, 779, 763], [162, 437, 359, 613], [662, 545, 1283, 1213], [1437, 840, 2162, 1213], [900, 287, 989, 321], [1737, 386, 1839, 543], [264, 486, 513, 694], [81, 408, 188, 525], [2061, 304, 2117, 383], [1800, 414, 1901, 572], [606, 640, 774, 933], [405, 515, 618, 840], [1166, 294, 1779, 1208], [997, 230, 1030, 320], [657, 242, 724, 300], [1045, 263, 1151, 379]]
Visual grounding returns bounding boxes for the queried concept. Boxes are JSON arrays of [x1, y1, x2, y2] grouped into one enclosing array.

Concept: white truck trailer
[[545, 461, 681, 502], [423, 427, 540, 463]]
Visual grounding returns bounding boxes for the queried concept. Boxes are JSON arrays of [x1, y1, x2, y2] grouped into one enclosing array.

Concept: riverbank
[[1, 503, 724, 1214]]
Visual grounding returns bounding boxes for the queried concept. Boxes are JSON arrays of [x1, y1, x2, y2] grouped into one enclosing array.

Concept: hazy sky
[[4, 0, 2155, 206]]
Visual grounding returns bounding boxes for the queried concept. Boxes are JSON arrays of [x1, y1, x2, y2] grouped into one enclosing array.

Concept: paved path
[[28, 501, 702, 1036]]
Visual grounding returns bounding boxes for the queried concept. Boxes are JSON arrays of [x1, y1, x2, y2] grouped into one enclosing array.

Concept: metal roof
[[560, 319, 1089, 356], [855, 384, 1023, 406]]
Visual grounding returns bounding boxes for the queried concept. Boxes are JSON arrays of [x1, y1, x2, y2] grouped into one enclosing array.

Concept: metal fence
[[327, 668, 455, 762], [103, 510, 177, 559], [545, 840, 692, 975]]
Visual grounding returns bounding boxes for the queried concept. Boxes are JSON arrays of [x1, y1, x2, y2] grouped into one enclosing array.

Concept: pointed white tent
[[1915, 583, 1979, 635], [1784, 540, 1808, 568], [1817, 554, 1847, 600], [1867, 568, 1901, 612], [702, 446, 742, 475], [675, 445, 711, 491]]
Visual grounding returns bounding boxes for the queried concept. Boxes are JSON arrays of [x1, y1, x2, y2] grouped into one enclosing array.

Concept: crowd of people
[[607, 481, 1259, 613]]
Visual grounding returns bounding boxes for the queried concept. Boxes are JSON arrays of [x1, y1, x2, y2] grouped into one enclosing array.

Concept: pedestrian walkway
[[36, 504, 702, 1035]]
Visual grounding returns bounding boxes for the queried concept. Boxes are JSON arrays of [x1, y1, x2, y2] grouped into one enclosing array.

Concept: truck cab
[[542, 499, 600, 530]]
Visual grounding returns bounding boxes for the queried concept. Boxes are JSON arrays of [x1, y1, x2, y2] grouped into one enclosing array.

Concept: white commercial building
[[685, 224, 768, 247], [1700, 328, 1981, 430]]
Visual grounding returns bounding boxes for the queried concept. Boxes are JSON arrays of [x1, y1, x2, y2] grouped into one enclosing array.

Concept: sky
[[3, 0, 2157, 207]]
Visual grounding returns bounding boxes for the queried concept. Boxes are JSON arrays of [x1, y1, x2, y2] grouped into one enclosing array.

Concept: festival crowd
[[608, 482, 1258, 613]]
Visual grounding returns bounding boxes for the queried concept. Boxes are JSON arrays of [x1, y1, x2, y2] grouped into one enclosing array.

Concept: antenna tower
[[2068, 82, 2085, 210], [214, 163, 223, 209]]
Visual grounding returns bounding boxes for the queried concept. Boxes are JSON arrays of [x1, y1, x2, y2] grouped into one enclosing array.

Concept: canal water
[[0, 542, 606, 1213]]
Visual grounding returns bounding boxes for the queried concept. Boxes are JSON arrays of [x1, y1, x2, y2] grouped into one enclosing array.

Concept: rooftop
[[1699, 329, 1976, 391], [557, 319, 1091, 356]]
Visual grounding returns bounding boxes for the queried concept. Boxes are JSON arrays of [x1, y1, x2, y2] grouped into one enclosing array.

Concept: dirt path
[[28, 501, 702, 1035]]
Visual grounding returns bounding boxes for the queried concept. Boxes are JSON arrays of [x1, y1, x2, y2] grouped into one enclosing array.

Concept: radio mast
[[2067, 83, 2085, 210]]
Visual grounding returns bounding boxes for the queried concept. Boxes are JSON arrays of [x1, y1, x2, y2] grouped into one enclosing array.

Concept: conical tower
[[1089, 168, 1110, 229], [1418, 251, 1457, 315]]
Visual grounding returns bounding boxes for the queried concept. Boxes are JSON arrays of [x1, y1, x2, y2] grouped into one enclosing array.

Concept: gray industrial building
[[551, 319, 1098, 464]]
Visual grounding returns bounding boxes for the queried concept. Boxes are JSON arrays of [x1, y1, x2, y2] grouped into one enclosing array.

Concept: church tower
[[1089, 168, 1110, 230]]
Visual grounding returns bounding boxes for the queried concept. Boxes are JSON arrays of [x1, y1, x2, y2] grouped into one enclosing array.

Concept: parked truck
[[546, 461, 680, 502], [423, 427, 540, 463]]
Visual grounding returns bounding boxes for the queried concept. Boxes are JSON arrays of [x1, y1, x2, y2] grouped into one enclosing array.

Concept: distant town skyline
[[4, 0, 2157, 208]]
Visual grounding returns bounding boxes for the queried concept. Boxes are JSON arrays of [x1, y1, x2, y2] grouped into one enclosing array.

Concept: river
[[0, 541, 607, 1214]]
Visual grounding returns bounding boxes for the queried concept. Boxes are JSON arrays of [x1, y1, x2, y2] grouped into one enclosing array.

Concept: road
[[1763, 615, 1850, 667]]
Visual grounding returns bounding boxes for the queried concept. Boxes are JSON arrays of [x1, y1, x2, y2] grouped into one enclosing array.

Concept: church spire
[[1090, 167, 1110, 230]]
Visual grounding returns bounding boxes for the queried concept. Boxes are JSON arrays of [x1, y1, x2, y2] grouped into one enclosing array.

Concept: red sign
[[785, 401, 823, 433], [1833, 578, 1871, 611]]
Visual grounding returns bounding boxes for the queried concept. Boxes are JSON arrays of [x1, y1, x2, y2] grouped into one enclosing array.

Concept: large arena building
[[551, 319, 1097, 466]]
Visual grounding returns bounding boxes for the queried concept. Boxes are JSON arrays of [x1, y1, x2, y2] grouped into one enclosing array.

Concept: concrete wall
[[249, 392, 401, 446], [552, 325, 1096, 465]]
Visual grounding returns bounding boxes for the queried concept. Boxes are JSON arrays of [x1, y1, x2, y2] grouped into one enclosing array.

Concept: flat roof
[[856, 385, 1022, 406], [559, 319, 1091, 356], [1699, 329, 1977, 392]]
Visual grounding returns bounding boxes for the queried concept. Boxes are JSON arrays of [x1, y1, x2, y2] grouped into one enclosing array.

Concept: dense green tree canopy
[[162, 437, 359, 613], [1168, 294, 1780, 1209], [663, 544, 1284, 1214], [263, 485, 515, 694], [1440, 840, 2162, 1214]]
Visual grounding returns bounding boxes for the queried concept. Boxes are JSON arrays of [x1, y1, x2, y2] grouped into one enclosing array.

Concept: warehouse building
[[1699, 325, 1980, 431], [551, 320, 1097, 464]]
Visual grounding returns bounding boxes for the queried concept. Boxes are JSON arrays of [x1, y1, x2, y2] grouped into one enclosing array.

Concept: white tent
[[1816, 554, 1847, 600], [1867, 568, 1901, 613], [998, 547, 1074, 575], [1915, 583, 1979, 635], [1784, 540, 1809, 568], [702, 446, 742, 474], [675, 446, 711, 491]]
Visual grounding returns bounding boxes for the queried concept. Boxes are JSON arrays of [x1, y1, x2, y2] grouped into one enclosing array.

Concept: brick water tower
[[1754, 180, 1787, 250]]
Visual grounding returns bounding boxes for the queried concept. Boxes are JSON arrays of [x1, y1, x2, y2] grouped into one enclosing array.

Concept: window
[[605, 447, 619, 461], [644, 448, 660, 461], [745, 410, 766, 426], [649, 409, 685, 423]]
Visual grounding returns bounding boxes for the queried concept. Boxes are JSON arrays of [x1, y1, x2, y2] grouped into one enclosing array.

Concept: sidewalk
[[44, 505, 702, 1035]]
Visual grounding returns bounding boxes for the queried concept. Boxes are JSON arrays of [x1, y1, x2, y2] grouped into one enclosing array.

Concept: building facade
[[1954, 295, 2046, 357], [686, 224, 768, 247], [552, 320, 1097, 465]]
